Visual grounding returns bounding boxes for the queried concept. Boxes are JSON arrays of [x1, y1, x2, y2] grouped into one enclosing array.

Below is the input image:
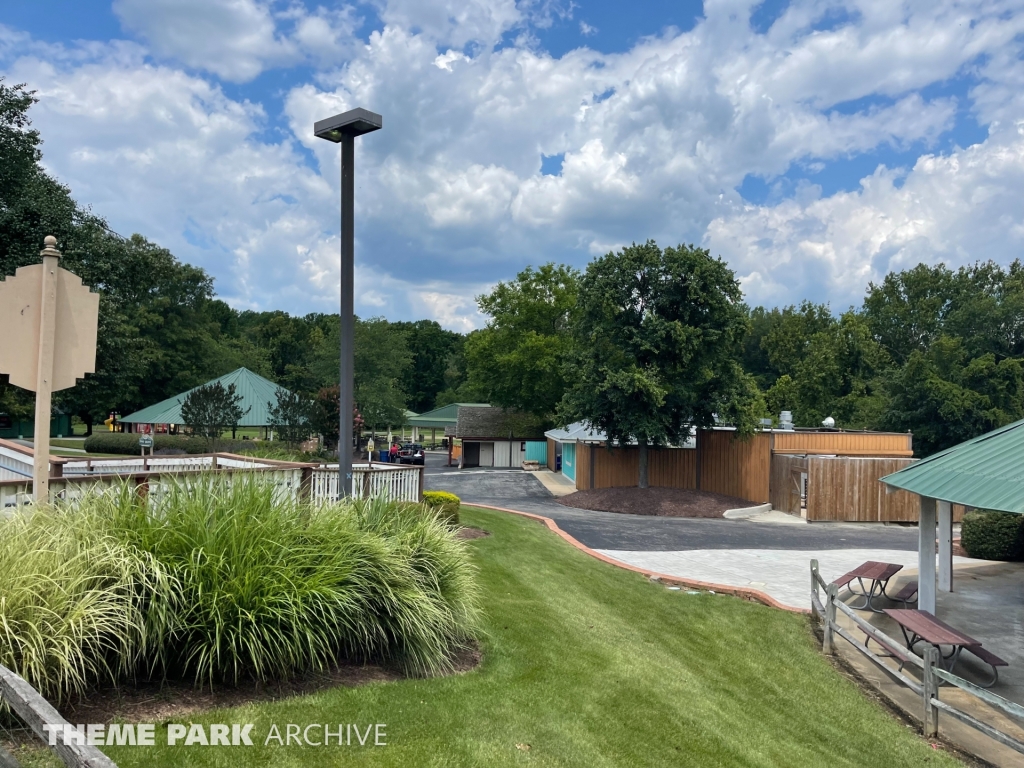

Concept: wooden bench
[[889, 580, 918, 608], [963, 645, 1009, 687]]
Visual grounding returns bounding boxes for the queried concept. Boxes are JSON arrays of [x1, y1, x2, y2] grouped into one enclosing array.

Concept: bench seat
[[962, 645, 1008, 688], [890, 581, 918, 607]]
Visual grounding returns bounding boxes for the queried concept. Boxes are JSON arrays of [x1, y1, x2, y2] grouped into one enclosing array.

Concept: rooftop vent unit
[[822, 416, 836, 428], [779, 411, 794, 431]]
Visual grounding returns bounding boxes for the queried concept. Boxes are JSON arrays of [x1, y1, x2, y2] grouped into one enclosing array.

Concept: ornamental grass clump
[[0, 476, 480, 701], [104, 475, 479, 686], [0, 503, 158, 702]]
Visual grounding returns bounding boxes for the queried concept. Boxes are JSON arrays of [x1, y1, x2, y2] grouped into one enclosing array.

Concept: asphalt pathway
[[426, 469, 921, 552]]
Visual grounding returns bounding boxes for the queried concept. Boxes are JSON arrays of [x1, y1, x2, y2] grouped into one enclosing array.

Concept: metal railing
[[811, 559, 1024, 755]]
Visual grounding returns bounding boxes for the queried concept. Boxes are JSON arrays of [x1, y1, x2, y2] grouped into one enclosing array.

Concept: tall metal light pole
[[314, 107, 382, 498]]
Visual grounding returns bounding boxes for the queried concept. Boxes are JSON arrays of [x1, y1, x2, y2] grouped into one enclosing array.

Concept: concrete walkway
[[425, 469, 956, 612], [596, 548, 986, 610]]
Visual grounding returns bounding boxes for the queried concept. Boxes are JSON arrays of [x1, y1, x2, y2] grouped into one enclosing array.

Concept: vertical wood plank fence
[[574, 431, 769, 503]]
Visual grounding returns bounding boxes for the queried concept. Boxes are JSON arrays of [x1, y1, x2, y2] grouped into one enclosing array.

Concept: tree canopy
[[464, 263, 579, 421], [559, 241, 763, 486]]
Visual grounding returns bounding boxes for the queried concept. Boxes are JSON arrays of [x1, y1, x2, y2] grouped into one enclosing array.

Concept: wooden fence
[[773, 430, 913, 456], [805, 456, 918, 522], [770, 455, 807, 514], [574, 431, 771, 503], [310, 463, 423, 503], [1, 664, 118, 767], [810, 560, 1024, 756], [561, 429, 916, 509]]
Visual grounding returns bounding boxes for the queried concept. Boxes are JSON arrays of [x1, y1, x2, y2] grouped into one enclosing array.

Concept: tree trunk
[[638, 437, 649, 488], [84, 415, 93, 437]]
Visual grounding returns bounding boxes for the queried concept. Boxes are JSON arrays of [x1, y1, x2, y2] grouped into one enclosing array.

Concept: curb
[[722, 502, 773, 519], [464, 503, 809, 615]]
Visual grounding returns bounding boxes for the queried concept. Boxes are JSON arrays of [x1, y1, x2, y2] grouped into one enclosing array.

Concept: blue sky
[[2, 1, 1023, 329]]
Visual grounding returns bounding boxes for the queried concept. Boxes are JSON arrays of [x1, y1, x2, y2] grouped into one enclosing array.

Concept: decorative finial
[[40, 235, 61, 260]]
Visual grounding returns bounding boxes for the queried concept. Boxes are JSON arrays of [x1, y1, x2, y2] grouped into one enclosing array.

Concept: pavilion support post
[[937, 500, 953, 593], [919, 496, 937, 613]]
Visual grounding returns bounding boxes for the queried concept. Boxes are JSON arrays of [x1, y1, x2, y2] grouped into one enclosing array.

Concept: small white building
[[455, 407, 546, 469]]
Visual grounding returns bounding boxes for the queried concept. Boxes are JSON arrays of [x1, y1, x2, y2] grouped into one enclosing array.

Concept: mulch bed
[[56, 643, 482, 725], [558, 487, 755, 518]]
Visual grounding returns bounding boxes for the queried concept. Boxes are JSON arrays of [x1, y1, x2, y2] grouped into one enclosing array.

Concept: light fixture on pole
[[314, 107, 382, 498]]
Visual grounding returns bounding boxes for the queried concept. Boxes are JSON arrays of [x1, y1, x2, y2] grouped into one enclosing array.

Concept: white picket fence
[[0, 442, 34, 481], [311, 463, 423, 503], [1, 458, 423, 510]]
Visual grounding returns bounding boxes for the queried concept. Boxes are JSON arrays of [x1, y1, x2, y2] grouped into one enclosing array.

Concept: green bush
[[423, 490, 461, 527], [961, 510, 1024, 561], [82, 433, 307, 457], [0, 477, 480, 697]]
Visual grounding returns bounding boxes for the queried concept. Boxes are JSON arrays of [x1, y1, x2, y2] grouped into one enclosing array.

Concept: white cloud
[[707, 121, 1024, 309], [3, 0, 1024, 328], [112, 0, 359, 82]]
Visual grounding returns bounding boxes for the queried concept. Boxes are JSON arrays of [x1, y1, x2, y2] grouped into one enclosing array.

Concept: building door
[[480, 442, 494, 467], [463, 442, 480, 467], [562, 442, 576, 482]]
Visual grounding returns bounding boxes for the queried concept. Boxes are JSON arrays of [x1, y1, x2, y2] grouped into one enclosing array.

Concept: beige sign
[[0, 264, 99, 392], [0, 236, 99, 501]]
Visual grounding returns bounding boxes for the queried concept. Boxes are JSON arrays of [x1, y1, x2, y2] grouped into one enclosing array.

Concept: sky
[[1, 1, 1023, 331]]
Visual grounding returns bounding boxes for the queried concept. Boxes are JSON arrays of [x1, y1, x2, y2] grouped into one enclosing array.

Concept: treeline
[[4, 80, 1022, 456]]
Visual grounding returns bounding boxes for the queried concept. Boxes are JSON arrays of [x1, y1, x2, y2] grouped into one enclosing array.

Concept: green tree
[[392, 320, 463, 412], [267, 389, 312, 445], [180, 382, 249, 447], [762, 310, 888, 428], [881, 336, 1024, 456], [559, 241, 762, 487], [464, 263, 579, 420]]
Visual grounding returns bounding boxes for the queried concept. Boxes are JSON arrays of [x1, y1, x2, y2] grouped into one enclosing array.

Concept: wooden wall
[[575, 431, 768, 504], [772, 431, 912, 457], [698, 431, 770, 503], [770, 455, 807, 515], [802, 456, 964, 522], [547, 438, 556, 473]]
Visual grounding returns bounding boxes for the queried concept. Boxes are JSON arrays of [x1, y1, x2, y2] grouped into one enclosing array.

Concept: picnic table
[[834, 561, 915, 613], [884, 609, 1007, 687]]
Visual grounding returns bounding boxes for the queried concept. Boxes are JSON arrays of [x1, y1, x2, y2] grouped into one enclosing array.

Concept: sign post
[[0, 236, 100, 501]]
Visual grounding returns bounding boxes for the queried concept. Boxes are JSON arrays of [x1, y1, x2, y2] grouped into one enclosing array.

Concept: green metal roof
[[407, 403, 489, 429], [120, 368, 294, 427], [881, 417, 1024, 513]]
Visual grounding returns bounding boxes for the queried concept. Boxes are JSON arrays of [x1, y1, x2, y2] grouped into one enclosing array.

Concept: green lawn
[[30, 506, 959, 767]]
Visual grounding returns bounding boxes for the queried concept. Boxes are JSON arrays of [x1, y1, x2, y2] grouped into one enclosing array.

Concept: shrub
[[961, 510, 1024, 561], [0, 477, 480, 699], [423, 490, 461, 527], [0, 502, 158, 702], [125, 479, 478, 684], [85, 433, 209, 455], [83, 433, 304, 457]]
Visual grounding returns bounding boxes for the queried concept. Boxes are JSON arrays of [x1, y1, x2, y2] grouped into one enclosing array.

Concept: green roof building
[[405, 403, 489, 446], [119, 368, 293, 429], [881, 418, 1024, 613]]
